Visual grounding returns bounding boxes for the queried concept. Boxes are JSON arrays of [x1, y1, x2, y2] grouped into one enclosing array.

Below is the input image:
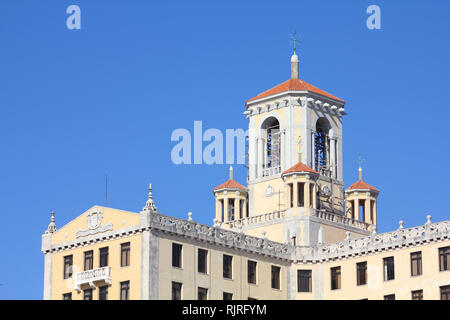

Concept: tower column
[[242, 199, 247, 218], [257, 137, 263, 178], [215, 199, 221, 222], [293, 181, 298, 208], [354, 200, 360, 221], [312, 183, 317, 209], [224, 197, 229, 222], [373, 200, 377, 226], [234, 198, 240, 220], [364, 199, 371, 224], [286, 183, 292, 208], [305, 182, 311, 208]]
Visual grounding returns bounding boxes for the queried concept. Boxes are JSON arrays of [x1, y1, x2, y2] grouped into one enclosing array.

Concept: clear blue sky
[[0, 0, 449, 299]]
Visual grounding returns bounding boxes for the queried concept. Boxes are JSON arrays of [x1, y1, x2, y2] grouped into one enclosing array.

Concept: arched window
[[314, 118, 331, 175], [261, 117, 281, 176]]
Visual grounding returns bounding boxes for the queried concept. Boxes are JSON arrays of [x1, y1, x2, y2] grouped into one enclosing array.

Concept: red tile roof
[[247, 78, 344, 103], [213, 179, 247, 192], [282, 162, 319, 175], [347, 180, 379, 192]]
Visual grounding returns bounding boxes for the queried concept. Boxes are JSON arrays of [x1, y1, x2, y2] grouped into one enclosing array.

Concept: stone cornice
[[149, 212, 293, 261], [43, 210, 450, 265]]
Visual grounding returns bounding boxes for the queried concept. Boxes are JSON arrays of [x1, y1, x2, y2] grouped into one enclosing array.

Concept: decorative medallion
[[265, 185, 274, 197], [76, 210, 113, 238]]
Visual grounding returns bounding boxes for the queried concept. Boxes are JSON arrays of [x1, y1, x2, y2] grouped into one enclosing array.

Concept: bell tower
[[245, 49, 347, 217]]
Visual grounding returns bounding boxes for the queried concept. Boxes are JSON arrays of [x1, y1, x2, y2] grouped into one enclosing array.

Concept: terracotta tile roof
[[282, 162, 319, 175], [247, 78, 344, 103], [347, 180, 379, 192], [213, 179, 247, 192]]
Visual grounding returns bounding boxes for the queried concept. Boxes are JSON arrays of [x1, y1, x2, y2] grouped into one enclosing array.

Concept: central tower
[[245, 51, 346, 219]]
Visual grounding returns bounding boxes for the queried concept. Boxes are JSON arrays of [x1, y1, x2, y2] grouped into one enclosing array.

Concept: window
[[314, 117, 331, 175], [297, 270, 312, 292], [331, 267, 341, 290], [120, 281, 130, 300], [248, 260, 257, 284], [120, 242, 130, 267], [99, 285, 108, 300], [411, 290, 423, 300], [198, 249, 208, 274], [62, 293, 72, 300], [83, 288, 93, 300], [248, 297, 257, 300], [172, 282, 182, 300], [261, 117, 281, 173], [383, 257, 395, 281], [271, 266, 281, 289], [356, 262, 367, 286], [441, 285, 450, 300], [223, 292, 233, 300], [223, 255, 233, 279], [198, 287, 208, 300], [384, 294, 395, 300], [63, 255, 73, 279], [172, 243, 182, 268], [99, 247, 109, 268], [84, 250, 93, 271], [439, 246, 450, 271], [410, 251, 422, 276]]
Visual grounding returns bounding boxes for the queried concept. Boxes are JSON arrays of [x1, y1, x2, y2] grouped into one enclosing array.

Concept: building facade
[[41, 53, 450, 300]]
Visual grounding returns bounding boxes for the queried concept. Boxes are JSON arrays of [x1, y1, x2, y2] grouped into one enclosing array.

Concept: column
[[215, 199, 221, 222], [242, 199, 247, 218], [364, 199, 371, 224], [234, 198, 240, 220], [224, 198, 229, 222], [354, 199, 360, 221], [293, 181, 298, 208], [257, 137, 263, 178], [305, 182, 310, 208], [373, 200, 377, 226], [311, 131, 315, 169], [312, 184, 317, 209], [286, 184, 291, 208]]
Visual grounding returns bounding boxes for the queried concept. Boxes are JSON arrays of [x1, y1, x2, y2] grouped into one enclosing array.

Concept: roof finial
[[45, 211, 57, 234], [229, 166, 233, 180], [358, 155, 363, 180], [290, 31, 300, 79], [143, 183, 158, 212]]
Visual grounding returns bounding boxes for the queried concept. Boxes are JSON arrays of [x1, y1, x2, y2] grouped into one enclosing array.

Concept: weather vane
[[358, 155, 364, 169], [290, 31, 301, 54]]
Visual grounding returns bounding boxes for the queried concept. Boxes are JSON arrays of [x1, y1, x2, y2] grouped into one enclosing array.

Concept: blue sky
[[1, 0, 449, 299]]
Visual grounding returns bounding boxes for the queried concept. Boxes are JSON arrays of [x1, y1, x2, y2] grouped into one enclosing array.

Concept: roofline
[[246, 90, 346, 107]]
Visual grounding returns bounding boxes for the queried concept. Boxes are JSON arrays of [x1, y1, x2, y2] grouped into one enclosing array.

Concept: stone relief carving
[[76, 210, 113, 238]]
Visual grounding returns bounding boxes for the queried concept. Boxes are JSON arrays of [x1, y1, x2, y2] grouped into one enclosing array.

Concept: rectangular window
[[120, 242, 130, 267], [223, 292, 233, 300], [383, 256, 395, 281], [331, 266, 341, 290], [84, 250, 93, 271], [172, 243, 182, 268], [441, 285, 450, 300], [411, 290, 423, 300], [271, 266, 281, 289], [297, 270, 312, 292], [83, 288, 93, 300], [120, 281, 130, 300], [99, 285, 108, 300], [439, 246, 450, 271], [384, 294, 395, 300], [99, 247, 109, 268], [198, 249, 208, 274], [62, 293, 72, 300], [356, 262, 367, 286], [248, 260, 257, 284], [63, 255, 73, 279], [410, 251, 422, 276], [172, 282, 182, 300], [198, 287, 208, 300], [223, 255, 233, 279]]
